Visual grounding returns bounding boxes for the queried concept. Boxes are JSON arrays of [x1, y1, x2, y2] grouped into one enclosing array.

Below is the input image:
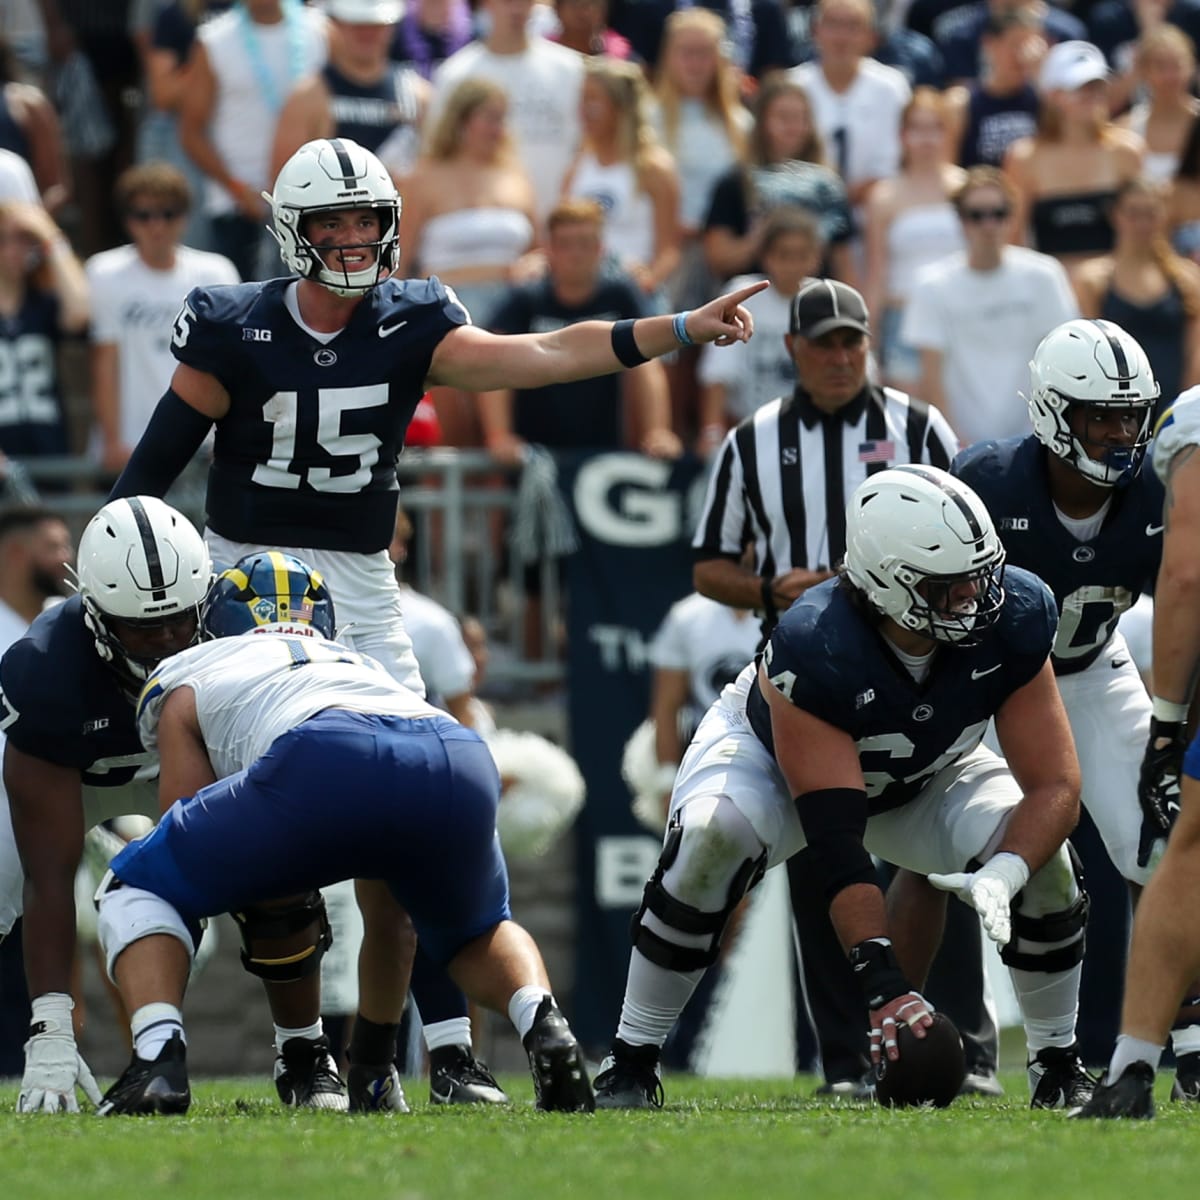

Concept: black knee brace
[[999, 846, 1089, 974], [231, 891, 332, 982], [630, 814, 767, 973]]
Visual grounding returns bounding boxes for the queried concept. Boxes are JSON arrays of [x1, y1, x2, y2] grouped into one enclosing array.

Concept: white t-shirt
[[651, 592, 761, 713], [396, 583, 475, 706], [430, 39, 583, 224], [138, 632, 440, 780], [787, 59, 911, 189], [85, 244, 240, 448], [696, 276, 795, 422], [0, 148, 38, 205], [901, 246, 1080, 446]]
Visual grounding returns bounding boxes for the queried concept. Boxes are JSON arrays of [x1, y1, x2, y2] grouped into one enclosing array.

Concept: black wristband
[[611, 319, 649, 367], [760, 576, 777, 620], [848, 938, 913, 1010]]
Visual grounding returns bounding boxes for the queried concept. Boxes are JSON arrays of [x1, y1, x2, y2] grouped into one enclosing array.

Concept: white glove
[[17, 993, 102, 1114], [927, 853, 1030, 947]]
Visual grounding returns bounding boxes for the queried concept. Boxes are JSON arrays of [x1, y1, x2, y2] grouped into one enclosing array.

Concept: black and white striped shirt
[[693, 384, 959, 584]]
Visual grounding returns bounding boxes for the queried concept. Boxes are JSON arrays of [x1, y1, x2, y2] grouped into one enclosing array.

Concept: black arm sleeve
[[108, 389, 215, 501], [794, 787, 878, 901]]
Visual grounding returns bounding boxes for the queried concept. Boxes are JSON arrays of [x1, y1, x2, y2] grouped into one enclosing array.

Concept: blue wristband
[[673, 310, 695, 347]]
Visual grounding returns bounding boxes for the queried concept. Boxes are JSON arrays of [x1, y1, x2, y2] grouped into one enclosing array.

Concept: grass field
[[1, 1070, 1194, 1200]]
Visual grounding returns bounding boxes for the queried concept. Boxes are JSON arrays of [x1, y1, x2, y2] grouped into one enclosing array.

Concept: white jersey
[[396, 583, 475, 705], [1154, 385, 1200, 480], [137, 631, 441, 780], [650, 593, 760, 712]]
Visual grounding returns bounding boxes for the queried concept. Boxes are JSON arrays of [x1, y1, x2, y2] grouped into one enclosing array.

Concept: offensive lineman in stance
[[593, 466, 1093, 1110], [93, 552, 594, 1115]]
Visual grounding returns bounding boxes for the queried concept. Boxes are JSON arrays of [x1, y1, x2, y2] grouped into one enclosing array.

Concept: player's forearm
[[828, 880, 889, 952], [995, 780, 1079, 877], [1150, 564, 1200, 706], [535, 314, 692, 385], [21, 875, 78, 997]]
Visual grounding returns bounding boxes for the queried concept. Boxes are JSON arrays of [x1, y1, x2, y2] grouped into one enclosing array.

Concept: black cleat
[[1029, 1042, 1097, 1109], [97, 1033, 191, 1116], [1171, 1051, 1200, 1101], [428, 1044, 510, 1105], [593, 1039, 664, 1110], [274, 1035, 349, 1111], [348, 1062, 410, 1113], [1070, 1062, 1155, 1120], [522, 998, 595, 1112]]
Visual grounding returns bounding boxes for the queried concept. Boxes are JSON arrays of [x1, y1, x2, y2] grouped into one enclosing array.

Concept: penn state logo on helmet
[[1027, 318, 1159, 488], [843, 465, 1006, 645], [264, 137, 401, 297], [203, 551, 336, 641]]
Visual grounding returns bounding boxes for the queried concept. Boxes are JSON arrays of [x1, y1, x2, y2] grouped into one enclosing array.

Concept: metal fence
[[17, 450, 565, 688]]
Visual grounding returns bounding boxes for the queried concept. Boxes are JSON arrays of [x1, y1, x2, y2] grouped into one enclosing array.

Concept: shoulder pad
[[170, 281, 265, 372], [1153, 387, 1200, 482]]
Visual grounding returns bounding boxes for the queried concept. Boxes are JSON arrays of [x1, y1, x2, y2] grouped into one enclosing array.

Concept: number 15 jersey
[[171, 275, 469, 553]]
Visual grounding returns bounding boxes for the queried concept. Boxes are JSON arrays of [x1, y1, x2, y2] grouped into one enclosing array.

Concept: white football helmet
[[73, 497, 212, 690], [1027, 319, 1159, 488], [843, 465, 1006, 645], [264, 137, 400, 296]]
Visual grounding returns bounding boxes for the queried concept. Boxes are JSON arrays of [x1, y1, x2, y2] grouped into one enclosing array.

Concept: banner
[[559, 451, 708, 1052]]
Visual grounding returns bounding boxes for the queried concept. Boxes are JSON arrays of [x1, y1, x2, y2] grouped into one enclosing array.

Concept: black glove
[[1137, 717, 1187, 868]]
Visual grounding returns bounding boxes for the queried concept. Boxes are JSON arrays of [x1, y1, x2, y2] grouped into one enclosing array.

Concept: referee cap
[[790, 278, 870, 340]]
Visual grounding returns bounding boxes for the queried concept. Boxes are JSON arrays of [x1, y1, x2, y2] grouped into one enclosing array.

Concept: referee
[[692, 278, 997, 1095]]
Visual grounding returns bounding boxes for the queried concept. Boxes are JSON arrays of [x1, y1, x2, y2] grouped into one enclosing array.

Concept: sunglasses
[[962, 206, 1011, 224], [127, 208, 183, 223]]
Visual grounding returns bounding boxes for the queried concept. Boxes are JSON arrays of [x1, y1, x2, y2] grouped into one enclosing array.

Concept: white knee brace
[[96, 879, 197, 983]]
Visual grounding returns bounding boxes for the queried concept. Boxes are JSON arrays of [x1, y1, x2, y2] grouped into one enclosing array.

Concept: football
[[874, 1013, 967, 1108]]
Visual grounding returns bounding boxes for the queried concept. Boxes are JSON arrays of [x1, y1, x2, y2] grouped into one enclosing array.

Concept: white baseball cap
[[1038, 40, 1109, 93], [324, 0, 405, 23]]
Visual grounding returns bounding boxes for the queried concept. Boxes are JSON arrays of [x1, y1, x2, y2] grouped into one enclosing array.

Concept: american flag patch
[[858, 440, 895, 464]]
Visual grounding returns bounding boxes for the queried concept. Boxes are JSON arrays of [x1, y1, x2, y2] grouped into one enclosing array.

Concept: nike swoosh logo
[[1146, 523, 1164, 535], [379, 320, 408, 338], [971, 664, 1002, 679]]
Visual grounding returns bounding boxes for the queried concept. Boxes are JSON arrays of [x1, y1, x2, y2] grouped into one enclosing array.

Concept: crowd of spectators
[[2, 0, 1200, 508]]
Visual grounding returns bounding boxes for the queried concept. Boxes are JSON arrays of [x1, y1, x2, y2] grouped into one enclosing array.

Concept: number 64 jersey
[[170, 275, 469, 555]]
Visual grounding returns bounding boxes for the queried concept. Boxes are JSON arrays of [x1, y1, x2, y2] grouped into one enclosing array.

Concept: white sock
[[274, 1019, 324, 1055], [131, 1003, 185, 1061], [1009, 964, 1082, 1055], [1171, 1025, 1200, 1057], [508, 986, 551, 1040], [1108, 1034, 1163, 1081], [423, 1017, 472, 1053], [615, 949, 705, 1050]]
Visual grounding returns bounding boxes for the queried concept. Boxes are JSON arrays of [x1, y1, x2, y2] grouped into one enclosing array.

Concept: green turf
[[0, 1072, 1190, 1200]]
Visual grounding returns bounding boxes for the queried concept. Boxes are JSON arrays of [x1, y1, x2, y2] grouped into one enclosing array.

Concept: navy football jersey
[[746, 568, 1057, 814], [0, 596, 151, 786], [170, 275, 469, 553], [954, 436, 1163, 676]]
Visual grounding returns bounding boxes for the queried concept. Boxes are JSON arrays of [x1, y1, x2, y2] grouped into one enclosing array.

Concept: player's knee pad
[[630, 806, 767, 973], [231, 891, 332, 982], [1000, 843, 1089, 974], [95, 878, 200, 983]]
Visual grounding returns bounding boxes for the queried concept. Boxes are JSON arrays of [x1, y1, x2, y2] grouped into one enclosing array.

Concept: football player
[[1073, 385, 1200, 1118], [592, 465, 1093, 1110], [92, 552, 594, 1116], [1, 497, 209, 1113], [952, 319, 1200, 1101], [107, 136, 765, 1104]]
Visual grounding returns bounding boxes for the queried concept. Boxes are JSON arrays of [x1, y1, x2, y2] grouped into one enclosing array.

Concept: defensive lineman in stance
[[593, 466, 1093, 1109], [109, 136, 764, 1102], [93, 553, 594, 1115]]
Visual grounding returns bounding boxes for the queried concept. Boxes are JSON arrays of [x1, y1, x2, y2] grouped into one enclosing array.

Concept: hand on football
[[870, 991, 934, 1065], [1137, 718, 1186, 868], [928, 853, 1030, 947]]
